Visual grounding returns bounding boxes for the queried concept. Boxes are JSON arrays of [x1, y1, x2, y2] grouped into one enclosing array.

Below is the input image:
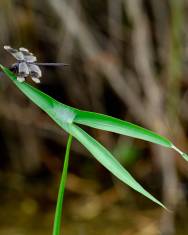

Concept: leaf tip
[[181, 153, 188, 161], [172, 145, 188, 161]]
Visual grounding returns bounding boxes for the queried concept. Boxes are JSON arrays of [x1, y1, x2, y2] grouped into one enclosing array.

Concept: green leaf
[[1, 65, 187, 162], [0, 65, 76, 122], [44, 114, 166, 208], [73, 110, 172, 148], [59, 124, 166, 208], [0, 64, 187, 209], [1, 64, 187, 161]]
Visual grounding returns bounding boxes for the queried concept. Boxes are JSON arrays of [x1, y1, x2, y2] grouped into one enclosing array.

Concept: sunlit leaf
[[73, 110, 172, 148], [60, 123, 166, 208], [1, 64, 187, 210]]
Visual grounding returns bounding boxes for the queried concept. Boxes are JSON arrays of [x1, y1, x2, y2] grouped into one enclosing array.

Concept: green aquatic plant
[[0, 65, 187, 235]]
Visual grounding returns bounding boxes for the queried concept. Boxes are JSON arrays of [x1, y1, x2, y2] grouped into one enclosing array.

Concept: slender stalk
[[53, 134, 73, 235]]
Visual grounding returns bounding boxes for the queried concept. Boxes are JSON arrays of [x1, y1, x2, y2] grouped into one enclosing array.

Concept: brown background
[[0, 0, 188, 234]]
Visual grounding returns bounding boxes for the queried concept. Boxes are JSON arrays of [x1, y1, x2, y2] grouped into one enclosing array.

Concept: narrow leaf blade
[[1, 65, 187, 161], [0, 65, 186, 209], [0, 65, 75, 120], [61, 123, 166, 209], [73, 110, 172, 148]]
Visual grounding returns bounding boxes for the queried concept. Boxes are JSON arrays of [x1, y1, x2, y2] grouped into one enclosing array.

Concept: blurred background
[[0, 0, 188, 234]]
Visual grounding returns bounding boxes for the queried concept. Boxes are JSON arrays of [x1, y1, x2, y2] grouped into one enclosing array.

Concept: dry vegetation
[[0, 0, 188, 234]]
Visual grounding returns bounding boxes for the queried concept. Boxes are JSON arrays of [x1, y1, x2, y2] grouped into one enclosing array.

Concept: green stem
[[53, 134, 73, 235]]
